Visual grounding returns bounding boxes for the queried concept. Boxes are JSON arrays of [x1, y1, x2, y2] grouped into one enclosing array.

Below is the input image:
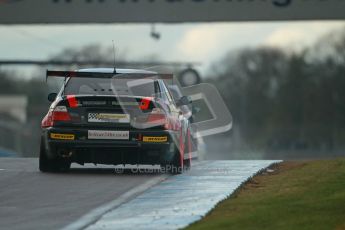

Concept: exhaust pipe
[[58, 149, 73, 158]]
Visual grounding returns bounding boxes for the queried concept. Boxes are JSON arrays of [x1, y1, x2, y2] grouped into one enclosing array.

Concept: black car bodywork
[[39, 68, 193, 173]]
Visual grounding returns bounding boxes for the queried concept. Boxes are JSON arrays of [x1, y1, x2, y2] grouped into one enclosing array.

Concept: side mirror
[[48, 93, 57, 102], [176, 96, 192, 107]]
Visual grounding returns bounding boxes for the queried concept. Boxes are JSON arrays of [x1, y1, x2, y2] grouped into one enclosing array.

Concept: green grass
[[186, 159, 345, 230]]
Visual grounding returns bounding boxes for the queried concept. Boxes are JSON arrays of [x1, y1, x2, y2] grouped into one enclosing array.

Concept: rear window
[[63, 77, 156, 97]]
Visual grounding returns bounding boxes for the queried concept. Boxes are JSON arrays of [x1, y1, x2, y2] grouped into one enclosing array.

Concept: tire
[[183, 154, 191, 170], [161, 142, 184, 174], [170, 147, 184, 174], [183, 128, 192, 170], [170, 130, 185, 174], [39, 138, 70, 173]]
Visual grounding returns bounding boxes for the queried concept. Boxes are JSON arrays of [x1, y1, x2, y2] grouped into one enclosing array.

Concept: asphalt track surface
[[0, 158, 165, 230]]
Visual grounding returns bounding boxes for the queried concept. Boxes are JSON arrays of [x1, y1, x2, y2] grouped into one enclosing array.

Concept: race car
[[39, 68, 193, 173]]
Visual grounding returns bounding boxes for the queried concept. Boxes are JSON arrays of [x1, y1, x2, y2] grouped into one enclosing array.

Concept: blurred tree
[[207, 47, 288, 148], [50, 44, 113, 62], [207, 26, 345, 157]]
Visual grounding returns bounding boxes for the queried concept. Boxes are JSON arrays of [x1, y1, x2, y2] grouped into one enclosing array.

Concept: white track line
[[85, 160, 281, 230], [62, 174, 168, 230]]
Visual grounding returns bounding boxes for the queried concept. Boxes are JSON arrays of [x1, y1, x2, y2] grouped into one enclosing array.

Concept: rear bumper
[[42, 127, 176, 165]]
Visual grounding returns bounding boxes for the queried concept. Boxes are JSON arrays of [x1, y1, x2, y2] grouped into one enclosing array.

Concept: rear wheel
[[183, 156, 191, 170], [39, 138, 70, 173], [161, 142, 184, 174], [170, 147, 184, 174], [183, 128, 192, 170]]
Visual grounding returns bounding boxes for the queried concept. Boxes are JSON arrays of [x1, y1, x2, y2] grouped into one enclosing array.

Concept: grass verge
[[186, 158, 345, 230]]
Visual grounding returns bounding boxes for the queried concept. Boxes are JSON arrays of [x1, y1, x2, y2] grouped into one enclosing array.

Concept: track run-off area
[[0, 158, 279, 230]]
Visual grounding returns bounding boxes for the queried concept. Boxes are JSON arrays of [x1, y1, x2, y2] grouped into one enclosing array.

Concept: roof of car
[[78, 68, 156, 75]]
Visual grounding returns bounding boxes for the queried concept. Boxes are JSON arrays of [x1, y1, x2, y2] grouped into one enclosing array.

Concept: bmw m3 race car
[[39, 68, 194, 173]]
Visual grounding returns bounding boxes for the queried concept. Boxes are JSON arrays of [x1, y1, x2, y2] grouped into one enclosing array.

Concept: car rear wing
[[46, 70, 173, 82]]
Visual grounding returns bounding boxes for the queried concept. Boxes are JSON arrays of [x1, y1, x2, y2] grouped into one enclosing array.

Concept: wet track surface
[[85, 160, 279, 230], [0, 158, 279, 230], [0, 158, 165, 230]]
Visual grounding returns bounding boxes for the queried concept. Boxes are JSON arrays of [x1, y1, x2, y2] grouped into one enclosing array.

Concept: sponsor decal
[[88, 130, 129, 140], [88, 113, 130, 123], [50, 133, 75, 140], [112, 101, 139, 106], [143, 136, 168, 143], [82, 101, 107, 106]]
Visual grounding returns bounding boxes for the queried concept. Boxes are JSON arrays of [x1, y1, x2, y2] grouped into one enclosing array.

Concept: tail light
[[139, 97, 153, 111], [137, 98, 175, 130], [147, 108, 169, 128], [147, 113, 166, 123], [66, 95, 78, 108], [41, 106, 71, 128]]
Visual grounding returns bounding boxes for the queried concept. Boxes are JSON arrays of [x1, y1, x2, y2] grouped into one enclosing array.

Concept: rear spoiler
[[46, 70, 173, 82]]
